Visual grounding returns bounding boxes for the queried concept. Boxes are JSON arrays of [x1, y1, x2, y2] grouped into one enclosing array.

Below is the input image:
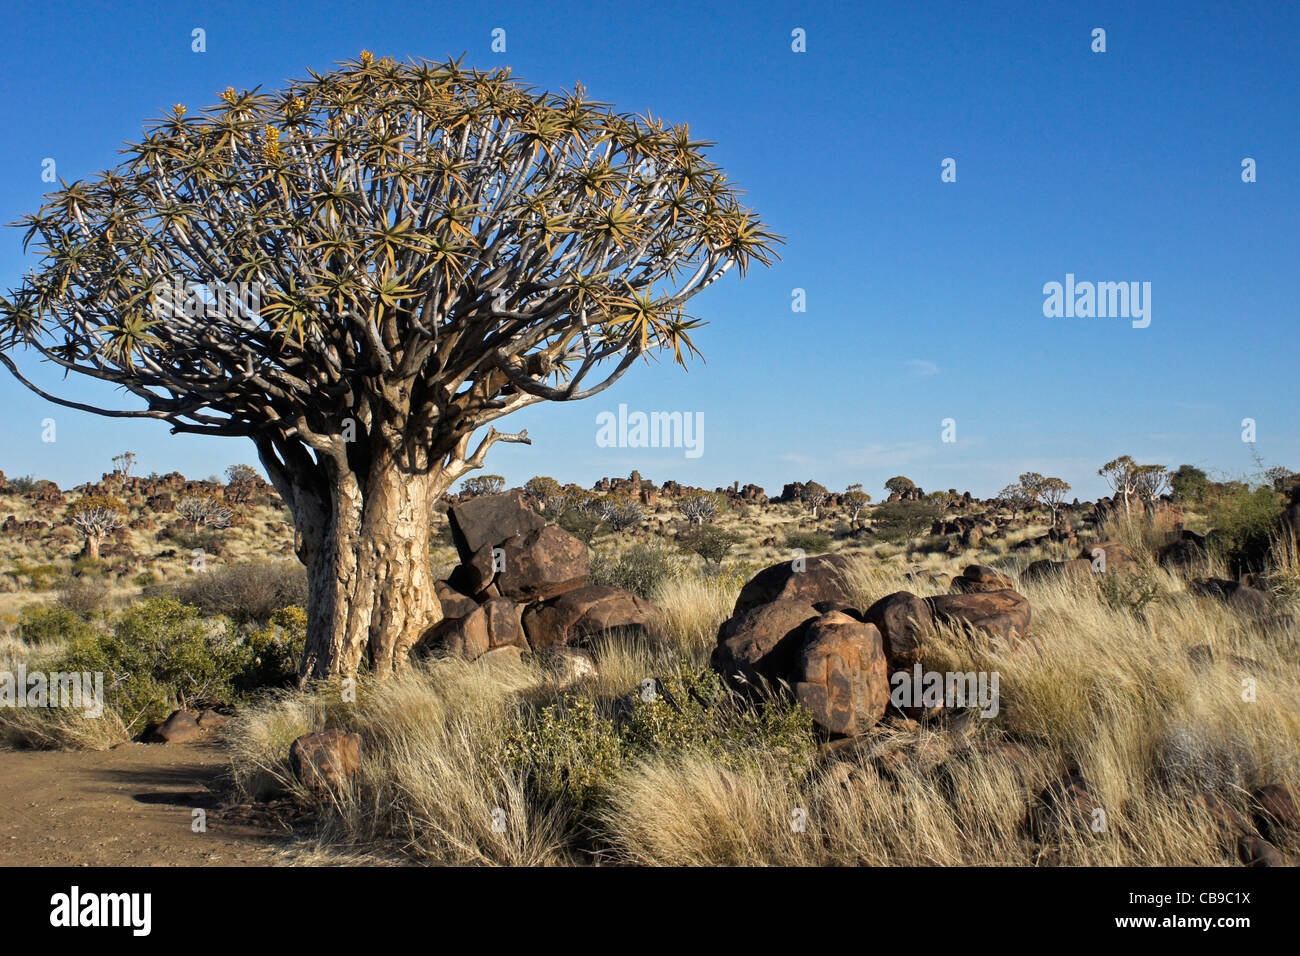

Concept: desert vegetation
[[1, 455, 1296, 867]]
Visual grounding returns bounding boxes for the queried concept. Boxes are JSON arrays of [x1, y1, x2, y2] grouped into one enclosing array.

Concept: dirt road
[[0, 741, 288, 866]]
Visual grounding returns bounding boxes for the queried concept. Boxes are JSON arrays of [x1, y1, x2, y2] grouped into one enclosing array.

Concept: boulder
[[793, 612, 890, 736], [1237, 835, 1284, 867], [862, 590, 933, 667], [522, 585, 659, 650], [1251, 782, 1300, 845], [434, 579, 479, 620], [1158, 530, 1209, 570], [441, 596, 528, 661], [1077, 540, 1139, 574], [448, 491, 545, 561], [732, 554, 854, 616], [1020, 558, 1094, 584], [950, 564, 1014, 594], [1191, 578, 1270, 617], [1029, 772, 1104, 840], [924, 590, 1031, 649], [495, 525, 589, 601], [711, 598, 821, 688], [536, 646, 598, 687], [289, 730, 362, 795], [196, 709, 229, 732], [148, 709, 201, 744]]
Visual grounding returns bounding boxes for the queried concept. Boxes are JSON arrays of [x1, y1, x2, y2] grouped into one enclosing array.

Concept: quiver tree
[[65, 495, 128, 559], [1034, 476, 1071, 527], [841, 483, 870, 528], [1099, 456, 1138, 518], [677, 489, 721, 525], [176, 493, 234, 533], [0, 55, 778, 680], [459, 474, 505, 497], [799, 481, 829, 518], [1132, 464, 1170, 514]]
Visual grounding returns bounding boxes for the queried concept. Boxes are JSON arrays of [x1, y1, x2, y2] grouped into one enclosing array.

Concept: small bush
[[18, 605, 96, 646], [679, 525, 742, 566], [5, 562, 61, 591], [58, 597, 247, 727], [56, 576, 110, 618], [1207, 486, 1285, 576], [498, 666, 816, 815], [1096, 566, 1164, 617], [166, 560, 307, 622], [868, 501, 944, 543], [589, 544, 680, 599], [784, 529, 832, 554], [238, 605, 307, 690], [556, 508, 600, 544]]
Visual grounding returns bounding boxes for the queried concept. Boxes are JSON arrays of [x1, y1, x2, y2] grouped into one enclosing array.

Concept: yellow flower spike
[[220, 86, 237, 105], [360, 50, 374, 67], [173, 104, 187, 117], [261, 125, 282, 160]]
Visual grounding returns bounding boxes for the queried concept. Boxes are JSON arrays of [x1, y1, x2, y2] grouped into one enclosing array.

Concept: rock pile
[[710, 560, 1033, 737], [425, 492, 660, 664]]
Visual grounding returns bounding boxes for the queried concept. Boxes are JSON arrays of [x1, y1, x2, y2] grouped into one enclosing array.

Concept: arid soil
[[0, 741, 287, 866]]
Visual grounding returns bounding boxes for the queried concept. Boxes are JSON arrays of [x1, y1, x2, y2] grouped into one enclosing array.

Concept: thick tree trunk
[[295, 459, 449, 682], [83, 534, 100, 560]]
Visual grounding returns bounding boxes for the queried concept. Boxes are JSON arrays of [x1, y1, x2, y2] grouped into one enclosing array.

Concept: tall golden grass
[[222, 519, 1299, 866]]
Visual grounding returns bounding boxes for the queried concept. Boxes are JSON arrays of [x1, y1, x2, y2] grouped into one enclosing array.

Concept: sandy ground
[[0, 741, 289, 866]]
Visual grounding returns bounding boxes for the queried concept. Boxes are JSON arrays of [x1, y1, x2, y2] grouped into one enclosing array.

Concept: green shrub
[[165, 560, 306, 622], [238, 606, 307, 690], [620, 666, 817, 781], [499, 696, 625, 811], [556, 507, 600, 544], [1207, 486, 1285, 575], [58, 597, 247, 728], [868, 501, 944, 543], [783, 529, 832, 554], [588, 544, 680, 599], [18, 605, 96, 646], [498, 666, 816, 814], [1096, 566, 1164, 617], [679, 525, 742, 566]]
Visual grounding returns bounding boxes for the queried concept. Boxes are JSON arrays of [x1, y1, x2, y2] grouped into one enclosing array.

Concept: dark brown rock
[[289, 730, 362, 794], [1078, 540, 1139, 574], [1029, 772, 1104, 840], [1251, 782, 1300, 844], [148, 709, 201, 744], [711, 598, 821, 688], [794, 612, 890, 736], [447, 491, 545, 561], [732, 554, 854, 616], [862, 590, 933, 667], [951, 564, 1014, 594], [434, 579, 479, 620], [496, 525, 589, 601], [1191, 578, 1270, 617], [924, 589, 1032, 649], [1237, 835, 1284, 866], [1021, 558, 1094, 584], [522, 585, 659, 650]]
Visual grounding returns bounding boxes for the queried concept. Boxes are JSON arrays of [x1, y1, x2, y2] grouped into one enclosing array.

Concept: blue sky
[[0, 0, 1295, 499]]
